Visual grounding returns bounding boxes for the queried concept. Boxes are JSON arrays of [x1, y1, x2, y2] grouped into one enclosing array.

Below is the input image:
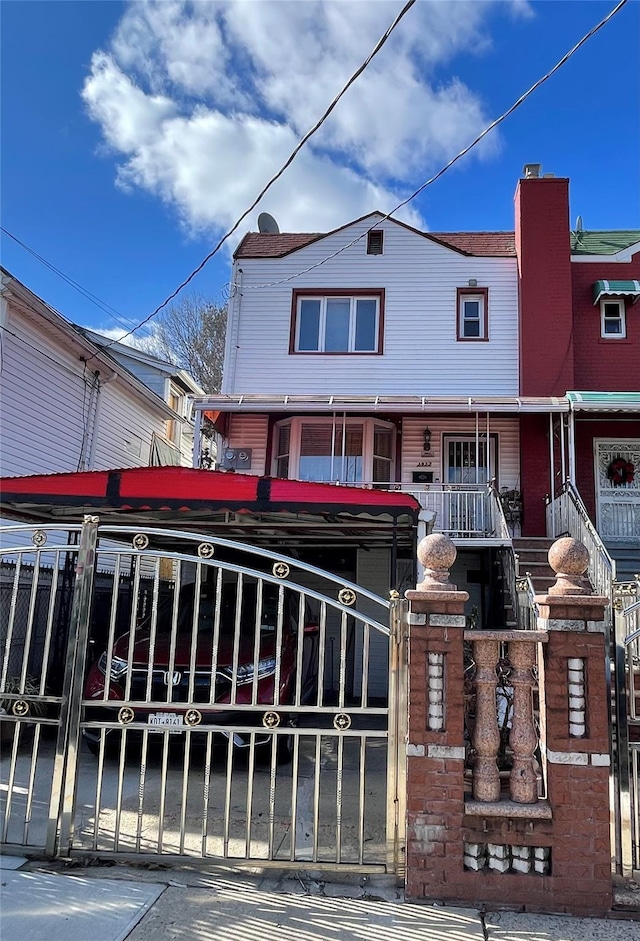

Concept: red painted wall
[[519, 414, 551, 536], [572, 259, 640, 389], [574, 419, 640, 521], [515, 178, 574, 396]]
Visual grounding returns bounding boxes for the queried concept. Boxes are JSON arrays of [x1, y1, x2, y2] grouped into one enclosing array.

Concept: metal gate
[[612, 579, 640, 875], [0, 518, 407, 873]]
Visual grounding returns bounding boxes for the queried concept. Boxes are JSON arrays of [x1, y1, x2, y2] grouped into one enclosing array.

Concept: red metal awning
[[0, 467, 419, 528]]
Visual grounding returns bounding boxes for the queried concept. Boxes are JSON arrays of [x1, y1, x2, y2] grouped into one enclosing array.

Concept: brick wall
[[405, 580, 612, 916], [572, 260, 640, 390], [515, 178, 574, 397]]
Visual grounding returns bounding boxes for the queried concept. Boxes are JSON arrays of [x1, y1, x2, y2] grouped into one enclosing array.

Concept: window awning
[[0, 467, 420, 531], [567, 391, 640, 413], [593, 280, 640, 305]]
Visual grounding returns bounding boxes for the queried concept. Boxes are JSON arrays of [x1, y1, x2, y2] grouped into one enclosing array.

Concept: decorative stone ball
[[417, 533, 457, 572], [548, 537, 589, 576]]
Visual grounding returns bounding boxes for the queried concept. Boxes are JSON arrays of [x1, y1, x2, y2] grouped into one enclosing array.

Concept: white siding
[[227, 217, 518, 396], [0, 299, 170, 479], [401, 416, 520, 490]]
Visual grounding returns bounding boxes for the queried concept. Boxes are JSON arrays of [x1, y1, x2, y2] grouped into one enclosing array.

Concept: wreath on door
[[607, 456, 635, 486]]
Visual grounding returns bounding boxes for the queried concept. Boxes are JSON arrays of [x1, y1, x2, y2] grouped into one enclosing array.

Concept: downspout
[[548, 411, 555, 535], [568, 407, 576, 485], [87, 370, 118, 470]]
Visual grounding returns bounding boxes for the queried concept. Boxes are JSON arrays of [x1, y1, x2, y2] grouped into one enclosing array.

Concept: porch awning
[[567, 391, 640, 413], [592, 280, 640, 305], [0, 467, 420, 530]]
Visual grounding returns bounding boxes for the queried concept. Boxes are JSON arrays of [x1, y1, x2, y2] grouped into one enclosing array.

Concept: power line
[[98, 0, 418, 348], [1, 226, 144, 336], [240, 0, 630, 291]]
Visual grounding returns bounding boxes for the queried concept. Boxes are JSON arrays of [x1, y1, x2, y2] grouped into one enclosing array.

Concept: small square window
[[367, 231, 384, 255], [600, 299, 626, 338], [457, 288, 488, 341]]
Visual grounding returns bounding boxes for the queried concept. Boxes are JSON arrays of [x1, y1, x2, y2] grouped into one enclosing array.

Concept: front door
[[594, 439, 640, 540], [444, 436, 497, 485]]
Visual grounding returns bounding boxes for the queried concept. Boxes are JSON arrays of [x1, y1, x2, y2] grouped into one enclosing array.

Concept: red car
[[83, 580, 318, 760]]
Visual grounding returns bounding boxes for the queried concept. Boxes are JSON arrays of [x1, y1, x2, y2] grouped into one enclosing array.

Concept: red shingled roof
[[235, 227, 515, 259]]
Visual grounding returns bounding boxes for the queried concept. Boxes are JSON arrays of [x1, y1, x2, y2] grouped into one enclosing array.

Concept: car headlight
[[222, 657, 277, 686], [97, 652, 129, 682]]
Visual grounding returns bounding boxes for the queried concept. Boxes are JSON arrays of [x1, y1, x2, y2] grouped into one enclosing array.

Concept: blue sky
[[1, 0, 638, 343]]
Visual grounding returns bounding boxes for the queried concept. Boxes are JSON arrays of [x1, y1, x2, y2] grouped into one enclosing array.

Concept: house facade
[[191, 168, 639, 617], [0, 268, 201, 481]]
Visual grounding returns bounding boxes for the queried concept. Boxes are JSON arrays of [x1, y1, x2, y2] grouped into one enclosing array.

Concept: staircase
[[512, 537, 557, 595], [606, 541, 640, 584]]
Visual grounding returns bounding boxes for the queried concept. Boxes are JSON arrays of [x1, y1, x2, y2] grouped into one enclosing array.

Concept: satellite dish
[[258, 212, 280, 234], [575, 215, 583, 232]]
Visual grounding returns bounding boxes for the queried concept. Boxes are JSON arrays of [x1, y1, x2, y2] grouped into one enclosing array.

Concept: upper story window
[[291, 289, 384, 354], [273, 417, 395, 486], [457, 287, 488, 341], [600, 299, 626, 338], [367, 230, 384, 255]]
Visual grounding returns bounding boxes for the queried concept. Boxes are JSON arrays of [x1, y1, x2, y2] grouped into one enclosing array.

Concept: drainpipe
[[87, 370, 117, 470], [549, 412, 555, 535], [568, 408, 576, 485]]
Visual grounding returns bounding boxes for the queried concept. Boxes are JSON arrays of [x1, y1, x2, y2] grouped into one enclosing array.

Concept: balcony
[[328, 481, 511, 543]]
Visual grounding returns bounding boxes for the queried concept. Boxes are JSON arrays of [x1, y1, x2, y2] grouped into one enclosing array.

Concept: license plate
[[148, 713, 184, 727]]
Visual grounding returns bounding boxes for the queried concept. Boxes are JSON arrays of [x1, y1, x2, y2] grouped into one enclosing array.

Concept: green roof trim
[[567, 392, 640, 412], [571, 230, 640, 255], [593, 280, 640, 304]]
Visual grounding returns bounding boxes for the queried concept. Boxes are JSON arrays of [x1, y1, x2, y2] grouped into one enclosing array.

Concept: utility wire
[[240, 0, 630, 290], [97, 0, 418, 348], [1, 225, 144, 336]]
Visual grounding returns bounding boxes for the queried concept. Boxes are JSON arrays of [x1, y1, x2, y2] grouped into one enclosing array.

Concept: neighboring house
[[191, 166, 639, 620], [81, 330, 205, 468], [514, 174, 639, 578], [0, 268, 201, 480]]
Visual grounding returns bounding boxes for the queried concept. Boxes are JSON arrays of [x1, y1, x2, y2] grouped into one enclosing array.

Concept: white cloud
[[83, 0, 532, 237]]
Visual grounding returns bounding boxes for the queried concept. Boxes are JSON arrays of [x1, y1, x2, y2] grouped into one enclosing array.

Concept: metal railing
[[339, 481, 509, 539], [546, 480, 616, 603], [613, 585, 640, 875], [501, 546, 539, 631]]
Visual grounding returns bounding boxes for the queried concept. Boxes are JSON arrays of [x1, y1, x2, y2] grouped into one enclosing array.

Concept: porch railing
[[351, 482, 510, 539], [545, 480, 616, 603], [501, 546, 539, 631]]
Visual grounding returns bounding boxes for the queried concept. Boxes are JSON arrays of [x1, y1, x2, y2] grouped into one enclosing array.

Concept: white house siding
[[226, 414, 269, 476], [228, 217, 518, 396], [401, 416, 521, 491], [0, 300, 169, 479], [90, 381, 168, 469], [0, 307, 91, 477]]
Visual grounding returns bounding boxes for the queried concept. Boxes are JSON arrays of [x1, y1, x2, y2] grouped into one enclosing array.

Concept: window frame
[[272, 416, 396, 485], [290, 288, 385, 355], [600, 298, 626, 339], [456, 287, 489, 342]]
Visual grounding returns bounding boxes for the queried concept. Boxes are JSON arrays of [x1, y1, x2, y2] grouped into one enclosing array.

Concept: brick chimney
[[515, 168, 574, 396]]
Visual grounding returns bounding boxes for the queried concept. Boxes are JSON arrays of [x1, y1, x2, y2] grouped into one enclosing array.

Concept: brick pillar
[[403, 535, 613, 916], [534, 538, 612, 914], [404, 534, 469, 899]]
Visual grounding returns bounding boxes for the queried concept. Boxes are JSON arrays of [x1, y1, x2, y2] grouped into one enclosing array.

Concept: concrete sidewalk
[[2, 855, 639, 941]]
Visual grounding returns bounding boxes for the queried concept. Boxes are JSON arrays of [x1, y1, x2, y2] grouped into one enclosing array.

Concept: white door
[[594, 439, 640, 541]]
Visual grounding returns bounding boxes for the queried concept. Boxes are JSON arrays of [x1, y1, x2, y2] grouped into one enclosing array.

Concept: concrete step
[[512, 537, 554, 552]]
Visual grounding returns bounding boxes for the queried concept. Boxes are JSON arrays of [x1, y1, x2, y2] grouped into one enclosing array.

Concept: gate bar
[[48, 515, 99, 856]]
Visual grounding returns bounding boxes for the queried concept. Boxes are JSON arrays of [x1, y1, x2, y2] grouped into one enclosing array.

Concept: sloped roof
[[235, 228, 516, 259], [570, 230, 640, 255]]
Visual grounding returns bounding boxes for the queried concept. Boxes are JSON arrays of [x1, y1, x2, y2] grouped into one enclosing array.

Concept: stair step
[[512, 538, 554, 551]]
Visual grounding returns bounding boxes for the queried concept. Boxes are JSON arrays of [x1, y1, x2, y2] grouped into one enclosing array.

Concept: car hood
[[112, 631, 278, 670]]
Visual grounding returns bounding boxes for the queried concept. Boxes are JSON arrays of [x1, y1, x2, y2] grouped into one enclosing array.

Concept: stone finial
[[416, 533, 457, 592], [547, 537, 591, 596]]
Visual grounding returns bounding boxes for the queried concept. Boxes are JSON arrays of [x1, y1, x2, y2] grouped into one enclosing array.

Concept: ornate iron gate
[[612, 579, 640, 875], [1, 518, 407, 873]]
